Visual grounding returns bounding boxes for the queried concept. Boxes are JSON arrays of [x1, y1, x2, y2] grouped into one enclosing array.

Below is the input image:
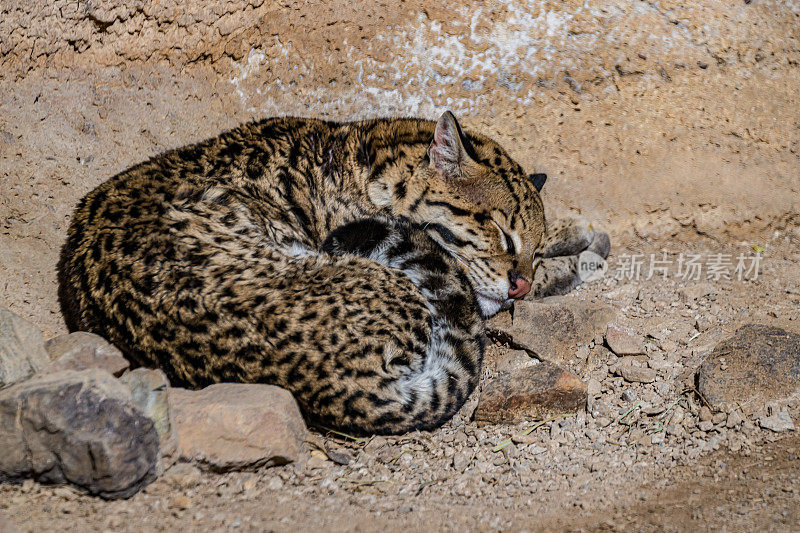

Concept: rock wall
[[5, 1, 799, 102]]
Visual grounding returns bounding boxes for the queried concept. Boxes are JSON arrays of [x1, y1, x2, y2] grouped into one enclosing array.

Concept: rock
[[326, 449, 353, 465], [452, 451, 470, 471], [678, 283, 716, 302], [605, 324, 645, 356], [43, 331, 129, 377], [119, 368, 177, 471], [170, 383, 306, 471], [511, 433, 538, 445], [699, 406, 713, 422], [488, 347, 536, 373], [617, 365, 657, 384], [266, 476, 284, 490], [169, 494, 192, 510], [695, 316, 712, 332], [485, 311, 513, 342], [161, 463, 202, 488], [621, 389, 638, 403], [726, 411, 744, 428], [587, 378, 601, 397], [363, 436, 388, 454], [473, 361, 587, 425], [0, 369, 158, 498], [0, 308, 51, 389], [500, 299, 615, 365], [698, 420, 714, 432], [696, 324, 800, 410], [759, 410, 795, 432]]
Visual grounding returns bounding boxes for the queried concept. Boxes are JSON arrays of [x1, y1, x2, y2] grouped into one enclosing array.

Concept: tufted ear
[[428, 111, 472, 178], [529, 173, 547, 192]]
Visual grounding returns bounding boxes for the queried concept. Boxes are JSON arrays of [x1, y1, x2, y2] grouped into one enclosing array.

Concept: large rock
[[696, 324, 800, 411], [170, 384, 306, 471], [490, 298, 615, 365], [0, 308, 51, 389], [0, 369, 158, 498], [119, 368, 177, 472], [43, 331, 129, 377], [473, 361, 587, 425]]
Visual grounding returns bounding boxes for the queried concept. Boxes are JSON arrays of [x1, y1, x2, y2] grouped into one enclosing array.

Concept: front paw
[[532, 221, 611, 297], [541, 216, 610, 260], [540, 216, 594, 258]]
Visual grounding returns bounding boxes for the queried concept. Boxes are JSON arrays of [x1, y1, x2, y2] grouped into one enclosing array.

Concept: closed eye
[[503, 232, 516, 255], [490, 220, 516, 255]]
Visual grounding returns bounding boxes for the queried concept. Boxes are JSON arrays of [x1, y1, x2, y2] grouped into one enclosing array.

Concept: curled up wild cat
[[58, 111, 607, 435]]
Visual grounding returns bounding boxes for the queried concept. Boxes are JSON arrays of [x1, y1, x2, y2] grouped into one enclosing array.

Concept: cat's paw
[[532, 217, 611, 298]]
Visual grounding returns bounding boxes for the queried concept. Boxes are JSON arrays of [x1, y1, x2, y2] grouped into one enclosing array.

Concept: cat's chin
[[475, 293, 511, 318]]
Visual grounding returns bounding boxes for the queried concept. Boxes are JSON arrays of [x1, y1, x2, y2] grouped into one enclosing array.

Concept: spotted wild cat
[[58, 111, 608, 434]]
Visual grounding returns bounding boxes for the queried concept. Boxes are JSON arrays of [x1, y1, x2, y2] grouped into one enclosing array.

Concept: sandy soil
[[2, 0, 800, 530]]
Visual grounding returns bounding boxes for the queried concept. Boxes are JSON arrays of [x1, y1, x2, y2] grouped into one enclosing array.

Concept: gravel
[[2, 238, 800, 530]]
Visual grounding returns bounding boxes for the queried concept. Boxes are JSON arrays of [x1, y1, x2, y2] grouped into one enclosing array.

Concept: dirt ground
[[2, 0, 800, 531]]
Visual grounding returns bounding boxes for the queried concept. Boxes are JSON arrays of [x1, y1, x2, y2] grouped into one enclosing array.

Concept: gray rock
[[698, 420, 714, 432], [0, 308, 51, 389], [119, 368, 177, 472], [622, 389, 638, 403], [618, 365, 657, 383], [587, 378, 601, 398], [43, 331, 129, 377], [494, 299, 615, 366], [696, 324, 800, 410], [759, 410, 795, 432], [0, 369, 158, 498], [171, 383, 306, 471], [452, 451, 470, 472], [726, 411, 744, 428]]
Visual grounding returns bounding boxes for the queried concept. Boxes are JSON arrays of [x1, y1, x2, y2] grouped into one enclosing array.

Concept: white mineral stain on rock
[[227, 0, 713, 117]]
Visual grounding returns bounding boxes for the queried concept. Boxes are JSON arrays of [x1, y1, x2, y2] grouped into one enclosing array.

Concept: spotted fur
[[58, 112, 548, 434]]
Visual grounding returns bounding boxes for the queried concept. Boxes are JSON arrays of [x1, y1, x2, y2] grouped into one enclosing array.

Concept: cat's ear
[[428, 111, 472, 178], [529, 173, 547, 192]]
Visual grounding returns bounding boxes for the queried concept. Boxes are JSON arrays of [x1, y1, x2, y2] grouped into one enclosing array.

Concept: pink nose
[[509, 277, 531, 299]]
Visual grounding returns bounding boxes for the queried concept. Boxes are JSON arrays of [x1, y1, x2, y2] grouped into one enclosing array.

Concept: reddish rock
[[170, 384, 306, 471], [605, 323, 646, 356], [473, 361, 587, 425], [43, 331, 129, 377]]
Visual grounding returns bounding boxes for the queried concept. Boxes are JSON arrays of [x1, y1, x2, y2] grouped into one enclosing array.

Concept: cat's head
[[409, 111, 548, 317]]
